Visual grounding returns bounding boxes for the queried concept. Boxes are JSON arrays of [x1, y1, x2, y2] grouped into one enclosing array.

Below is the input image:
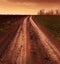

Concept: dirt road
[[0, 16, 60, 64]]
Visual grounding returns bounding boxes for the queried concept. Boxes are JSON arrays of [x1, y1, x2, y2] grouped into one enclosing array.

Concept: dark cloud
[[7, 0, 60, 3]]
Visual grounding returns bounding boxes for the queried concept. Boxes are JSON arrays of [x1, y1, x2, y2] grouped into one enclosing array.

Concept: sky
[[0, 0, 60, 15]]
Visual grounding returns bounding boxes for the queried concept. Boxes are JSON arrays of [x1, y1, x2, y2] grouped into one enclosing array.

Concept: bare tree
[[45, 10, 54, 15], [38, 9, 45, 15], [38, 9, 60, 15], [55, 10, 60, 15]]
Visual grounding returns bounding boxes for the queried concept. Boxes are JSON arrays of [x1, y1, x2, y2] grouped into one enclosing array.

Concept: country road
[[0, 16, 60, 64]]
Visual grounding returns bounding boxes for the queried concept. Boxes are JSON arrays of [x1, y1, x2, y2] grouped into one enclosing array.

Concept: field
[[0, 15, 26, 37], [0, 15, 60, 40], [33, 15, 60, 40]]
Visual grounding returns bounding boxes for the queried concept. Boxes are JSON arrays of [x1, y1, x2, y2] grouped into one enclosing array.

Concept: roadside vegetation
[[33, 15, 60, 40], [0, 15, 26, 37]]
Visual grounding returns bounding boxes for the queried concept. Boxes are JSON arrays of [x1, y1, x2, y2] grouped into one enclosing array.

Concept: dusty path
[[26, 17, 60, 64], [0, 16, 60, 64]]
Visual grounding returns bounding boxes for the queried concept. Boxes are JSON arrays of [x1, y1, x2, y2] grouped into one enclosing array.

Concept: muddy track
[[0, 16, 60, 64]]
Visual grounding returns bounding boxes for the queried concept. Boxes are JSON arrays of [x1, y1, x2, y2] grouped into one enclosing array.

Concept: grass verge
[[32, 15, 60, 40]]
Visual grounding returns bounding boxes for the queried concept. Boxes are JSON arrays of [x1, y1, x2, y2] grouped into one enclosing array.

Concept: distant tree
[[37, 9, 60, 15], [38, 9, 45, 15], [45, 10, 54, 15], [55, 10, 60, 15]]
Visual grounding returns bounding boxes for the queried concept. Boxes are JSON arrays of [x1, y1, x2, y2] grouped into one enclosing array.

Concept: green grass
[[0, 15, 20, 37], [33, 15, 60, 39], [0, 20, 16, 36], [0, 15, 26, 37]]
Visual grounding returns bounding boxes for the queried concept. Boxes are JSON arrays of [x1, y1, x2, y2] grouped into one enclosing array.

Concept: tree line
[[38, 9, 60, 15]]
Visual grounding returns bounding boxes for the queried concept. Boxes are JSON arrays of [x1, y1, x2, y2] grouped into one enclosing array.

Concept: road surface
[[0, 16, 60, 64]]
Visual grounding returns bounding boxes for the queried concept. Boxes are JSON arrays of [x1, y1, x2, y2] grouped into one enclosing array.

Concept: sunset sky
[[0, 0, 60, 14]]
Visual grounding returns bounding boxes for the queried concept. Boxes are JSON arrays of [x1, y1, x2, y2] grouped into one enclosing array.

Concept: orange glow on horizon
[[0, 1, 60, 14]]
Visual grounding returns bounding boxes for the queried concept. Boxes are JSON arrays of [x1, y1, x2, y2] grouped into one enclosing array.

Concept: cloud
[[7, 0, 60, 3]]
